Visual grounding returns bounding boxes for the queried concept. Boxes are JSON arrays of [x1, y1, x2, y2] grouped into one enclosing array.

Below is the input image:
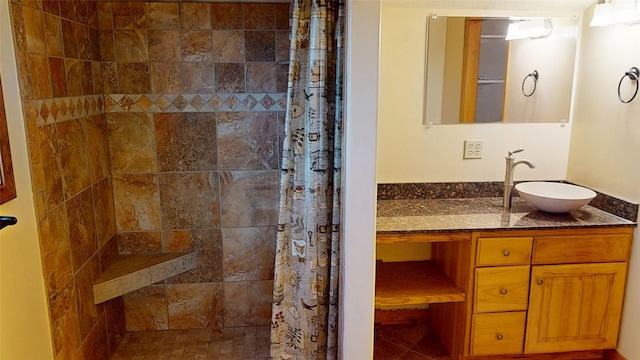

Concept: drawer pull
[[496, 333, 504, 340], [537, 278, 544, 286], [503, 249, 510, 257], [500, 288, 508, 295]]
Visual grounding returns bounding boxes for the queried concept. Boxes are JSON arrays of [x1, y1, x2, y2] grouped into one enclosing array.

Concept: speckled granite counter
[[377, 197, 636, 234]]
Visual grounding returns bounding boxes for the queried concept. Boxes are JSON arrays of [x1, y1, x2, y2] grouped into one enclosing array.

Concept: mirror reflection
[[424, 16, 578, 124]]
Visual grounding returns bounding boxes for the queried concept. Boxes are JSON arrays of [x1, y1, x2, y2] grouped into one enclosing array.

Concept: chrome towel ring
[[618, 67, 639, 104], [522, 70, 539, 97]]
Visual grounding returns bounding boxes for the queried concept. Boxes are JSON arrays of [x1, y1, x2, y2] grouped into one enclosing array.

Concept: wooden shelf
[[93, 252, 197, 305], [375, 260, 465, 310]]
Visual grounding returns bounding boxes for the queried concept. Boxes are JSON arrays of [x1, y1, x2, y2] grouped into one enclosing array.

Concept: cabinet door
[[525, 263, 627, 354]]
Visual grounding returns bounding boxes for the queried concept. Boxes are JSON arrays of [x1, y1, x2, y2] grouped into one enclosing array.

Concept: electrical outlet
[[464, 140, 483, 159]]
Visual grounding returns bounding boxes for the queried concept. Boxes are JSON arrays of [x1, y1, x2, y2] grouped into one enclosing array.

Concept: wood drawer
[[471, 312, 526, 356], [532, 233, 632, 264], [474, 266, 530, 313], [476, 237, 533, 266]]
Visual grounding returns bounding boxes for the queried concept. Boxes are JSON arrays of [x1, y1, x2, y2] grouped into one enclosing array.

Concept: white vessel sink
[[515, 182, 597, 213]]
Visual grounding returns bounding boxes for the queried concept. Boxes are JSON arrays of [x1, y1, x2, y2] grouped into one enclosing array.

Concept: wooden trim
[[604, 349, 627, 360], [0, 75, 17, 204], [376, 232, 471, 244], [459, 18, 482, 123]]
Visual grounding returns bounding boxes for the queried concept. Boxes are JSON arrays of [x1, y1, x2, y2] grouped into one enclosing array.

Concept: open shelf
[[375, 260, 465, 310]]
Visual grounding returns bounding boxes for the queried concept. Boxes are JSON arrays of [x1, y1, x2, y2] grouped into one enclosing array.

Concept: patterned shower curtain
[[270, 0, 344, 359]]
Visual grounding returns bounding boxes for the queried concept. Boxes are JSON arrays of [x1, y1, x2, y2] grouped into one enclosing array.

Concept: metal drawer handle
[[503, 249, 510, 257], [537, 278, 544, 286], [496, 333, 504, 340], [0, 216, 18, 231], [500, 288, 508, 295]]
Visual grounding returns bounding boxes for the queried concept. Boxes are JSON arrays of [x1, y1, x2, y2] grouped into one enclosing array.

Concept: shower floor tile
[[111, 326, 270, 360]]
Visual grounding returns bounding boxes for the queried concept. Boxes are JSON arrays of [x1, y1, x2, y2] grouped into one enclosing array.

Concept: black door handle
[[0, 216, 17, 230]]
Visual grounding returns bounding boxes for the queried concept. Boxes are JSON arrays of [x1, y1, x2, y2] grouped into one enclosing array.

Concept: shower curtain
[[270, 0, 344, 359]]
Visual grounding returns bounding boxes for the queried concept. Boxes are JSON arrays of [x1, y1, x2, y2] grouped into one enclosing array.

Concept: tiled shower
[[9, 0, 288, 358]]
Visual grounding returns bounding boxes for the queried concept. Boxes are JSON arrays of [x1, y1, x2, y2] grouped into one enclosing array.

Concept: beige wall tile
[[147, 3, 179, 30], [114, 30, 148, 62], [179, 3, 211, 30], [217, 112, 278, 170], [148, 30, 180, 62], [23, 6, 47, 54], [84, 114, 110, 183], [106, 112, 157, 173], [212, 30, 244, 63], [117, 231, 162, 254], [49, 279, 82, 357], [167, 283, 224, 329], [158, 172, 220, 229], [222, 227, 276, 281], [219, 170, 278, 227], [56, 119, 91, 199], [155, 112, 217, 172], [66, 187, 98, 272], [243, 4, 275, 30], [211, 3, 243, 30], [181, 30, 213, 62], [112, 173, 162, 232], [93, 178, 117, 249], [165, 229, 223, 284], [75, 255, 103, 339], [123, 286, 169, 331], [43, 13, 63, 57], [39, 124, 65, 210], [224, 280, 273, 327]]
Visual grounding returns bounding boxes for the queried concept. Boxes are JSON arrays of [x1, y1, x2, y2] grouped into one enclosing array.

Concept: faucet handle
[[508, 148, 525, 157]]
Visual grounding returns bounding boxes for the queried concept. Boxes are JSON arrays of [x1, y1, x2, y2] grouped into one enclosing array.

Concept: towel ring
[[618, 67, 639, 104], [522, 70, 539, 97]]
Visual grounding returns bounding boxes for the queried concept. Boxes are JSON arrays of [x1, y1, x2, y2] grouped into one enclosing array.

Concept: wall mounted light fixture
[[590, 0, 640, 26], [505, 19, 553, 40]]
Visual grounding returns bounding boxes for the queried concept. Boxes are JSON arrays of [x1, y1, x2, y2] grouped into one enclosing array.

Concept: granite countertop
[[377, 197, 637, 234]]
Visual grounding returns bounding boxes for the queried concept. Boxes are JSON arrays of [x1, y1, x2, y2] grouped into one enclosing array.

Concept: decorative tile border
[[105, 93, 287, 113], [35, 95, 104, 126]]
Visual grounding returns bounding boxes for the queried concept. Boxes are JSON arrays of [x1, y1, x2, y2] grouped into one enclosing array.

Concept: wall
[[97, 1, 288, 331], [7, 0, 124, 359], [0, 1, 53, 358], [378, 6, 573, 184], [504, 17, 577, 124], [567, 5, 640, 359]]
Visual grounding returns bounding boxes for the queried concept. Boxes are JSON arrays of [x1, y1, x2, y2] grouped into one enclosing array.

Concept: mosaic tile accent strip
[[105, 93, 287, 113], [35, 95, 105, 126]]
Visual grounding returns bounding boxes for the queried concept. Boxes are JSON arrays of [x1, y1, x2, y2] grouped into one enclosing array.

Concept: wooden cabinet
[[525, 263, 627, 354], [375, 227, 633, 360], [468, 228, 632, 358]]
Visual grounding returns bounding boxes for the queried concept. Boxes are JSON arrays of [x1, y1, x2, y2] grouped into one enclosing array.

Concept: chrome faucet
[[503, 149, 536, 210]]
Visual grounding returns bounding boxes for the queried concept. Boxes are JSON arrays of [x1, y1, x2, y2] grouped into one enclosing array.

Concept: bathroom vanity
[[376, 195, 636, 360]]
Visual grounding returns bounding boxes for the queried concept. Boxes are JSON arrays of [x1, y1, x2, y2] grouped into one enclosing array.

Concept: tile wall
[[9, 0, 123, 359], [8, 0, 288, 358], [97, 1, 288, 332]]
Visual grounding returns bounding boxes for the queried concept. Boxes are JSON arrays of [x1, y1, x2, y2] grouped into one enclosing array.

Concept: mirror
[[424, 16, 579, 124]]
